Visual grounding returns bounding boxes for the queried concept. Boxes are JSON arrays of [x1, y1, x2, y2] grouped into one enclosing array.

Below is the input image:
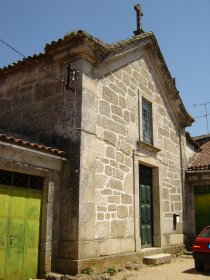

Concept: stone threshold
[[143, 253, 171, 265]]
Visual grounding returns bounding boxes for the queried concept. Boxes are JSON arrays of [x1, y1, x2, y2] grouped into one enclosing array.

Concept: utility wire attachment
[[194, 101, 210, 134], [64, 64, 79, 90]]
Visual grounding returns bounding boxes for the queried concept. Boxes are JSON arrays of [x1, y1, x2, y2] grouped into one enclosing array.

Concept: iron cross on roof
[[133, 4, 144, 36]]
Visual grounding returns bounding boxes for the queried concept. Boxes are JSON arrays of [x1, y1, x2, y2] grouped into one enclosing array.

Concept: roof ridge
[[193, 134, 210, 140], [0, 30, 153, 72]]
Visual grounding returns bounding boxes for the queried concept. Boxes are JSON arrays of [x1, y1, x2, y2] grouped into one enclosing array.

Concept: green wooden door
[[195, 191, 210, 235], [0, 185, 42, 280], [139, 165, 153, 247]]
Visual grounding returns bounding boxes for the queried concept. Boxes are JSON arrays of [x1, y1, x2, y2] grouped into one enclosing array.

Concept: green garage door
[[195, 186, 210, 235], [0, 171, 43, 280]]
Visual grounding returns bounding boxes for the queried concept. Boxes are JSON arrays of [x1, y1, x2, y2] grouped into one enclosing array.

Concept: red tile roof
[[193, 134, 210, 141], [0, 134, 65, 157], [193, 134, 210, 147], [188, 140, 210, 171]]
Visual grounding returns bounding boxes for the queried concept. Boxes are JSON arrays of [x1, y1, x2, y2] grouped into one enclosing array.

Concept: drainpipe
[[133, 150, 137, 252], [179, 129, 184, 198], [179, 129, 185, 237], [133, 89, 140, 253], [133, 89, 142, 252]]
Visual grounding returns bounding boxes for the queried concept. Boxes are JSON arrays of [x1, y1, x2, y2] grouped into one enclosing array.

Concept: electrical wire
[[0, 38, 63, 83]]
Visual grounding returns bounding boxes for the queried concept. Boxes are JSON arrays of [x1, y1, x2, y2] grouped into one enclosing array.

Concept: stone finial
[[133, 4, 144, 36]]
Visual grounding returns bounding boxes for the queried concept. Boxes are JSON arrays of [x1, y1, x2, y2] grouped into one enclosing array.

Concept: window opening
[[194, 185, 210, 194], [142, 98, 153, 144], [0, 170, 12, 185], [13, 172, 28, 188], [0, 169, 44, 189], [30, 175, 44, 189]]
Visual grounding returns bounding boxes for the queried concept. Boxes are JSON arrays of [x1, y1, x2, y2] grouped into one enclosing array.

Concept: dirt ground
[[63, 255, 210, 280], [109, 255, 210, 280]]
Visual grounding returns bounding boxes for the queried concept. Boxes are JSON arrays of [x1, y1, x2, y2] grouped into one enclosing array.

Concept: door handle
[[9, 234, 14, 245]]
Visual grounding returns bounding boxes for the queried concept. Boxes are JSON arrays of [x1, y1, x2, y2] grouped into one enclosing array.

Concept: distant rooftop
[[193, 134, 210, 146], [188, 137, 210, 171]]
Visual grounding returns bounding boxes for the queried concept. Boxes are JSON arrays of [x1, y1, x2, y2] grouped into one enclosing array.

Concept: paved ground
[[111, 255, 210, 280]]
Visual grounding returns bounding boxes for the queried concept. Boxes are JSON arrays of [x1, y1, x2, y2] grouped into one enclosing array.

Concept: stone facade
[[0, 30, 194, 275], [79, 52, 187, 260]]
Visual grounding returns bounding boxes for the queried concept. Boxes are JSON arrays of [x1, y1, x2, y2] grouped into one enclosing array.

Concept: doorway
[[0, 170, 43, 280], [195, 186, 210, 235], [139, 165, 153, 248]]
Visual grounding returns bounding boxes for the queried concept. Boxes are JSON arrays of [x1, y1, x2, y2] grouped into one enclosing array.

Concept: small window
[[13, 173, 28, 188], [0, 170, 12, 185], [0, 169, 44, 189], [30, 175, 44, 189], [142, 98, 153, 144]]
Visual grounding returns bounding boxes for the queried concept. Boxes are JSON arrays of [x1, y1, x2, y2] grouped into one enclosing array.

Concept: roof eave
[[0, 30, 109, 76], [145, 35, 194, 128], [0, 134, 65, 157], [0, 30, 194, 128], [187, 166, 210, 172]]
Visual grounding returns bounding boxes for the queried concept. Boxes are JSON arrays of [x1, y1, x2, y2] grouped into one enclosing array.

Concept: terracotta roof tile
[[193, 134, 210, 141], [0, 134, 65, 157], [193, 134, 210, 146], [188, 140, 210, 171], [0, 30, 151, 72]]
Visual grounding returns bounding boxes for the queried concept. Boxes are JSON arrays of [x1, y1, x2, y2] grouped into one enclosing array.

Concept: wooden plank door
[[139, 165, 153, 248], [0, 185, 42, 280]]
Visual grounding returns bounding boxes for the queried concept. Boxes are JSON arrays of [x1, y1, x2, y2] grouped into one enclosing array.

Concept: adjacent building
[[0, 134, 65, 279], [185, 134, 210, 247]]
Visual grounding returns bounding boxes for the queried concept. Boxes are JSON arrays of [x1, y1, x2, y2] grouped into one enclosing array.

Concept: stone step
[[46, 272, 64, 280], [141, 247, 163, 257], [143, 253, 171, 265]]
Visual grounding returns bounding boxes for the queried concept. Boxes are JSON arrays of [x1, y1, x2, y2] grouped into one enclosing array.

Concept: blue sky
[[0, 0, 210, 137]]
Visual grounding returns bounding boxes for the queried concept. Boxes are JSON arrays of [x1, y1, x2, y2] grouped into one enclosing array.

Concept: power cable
[[194, 102, 210, 134], [0, 38, 63, 83]]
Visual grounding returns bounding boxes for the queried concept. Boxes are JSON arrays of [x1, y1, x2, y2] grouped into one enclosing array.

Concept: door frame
[[0, 141, 64, 278], [0, 167, 55, 279], [133, 155, 162, 251]]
